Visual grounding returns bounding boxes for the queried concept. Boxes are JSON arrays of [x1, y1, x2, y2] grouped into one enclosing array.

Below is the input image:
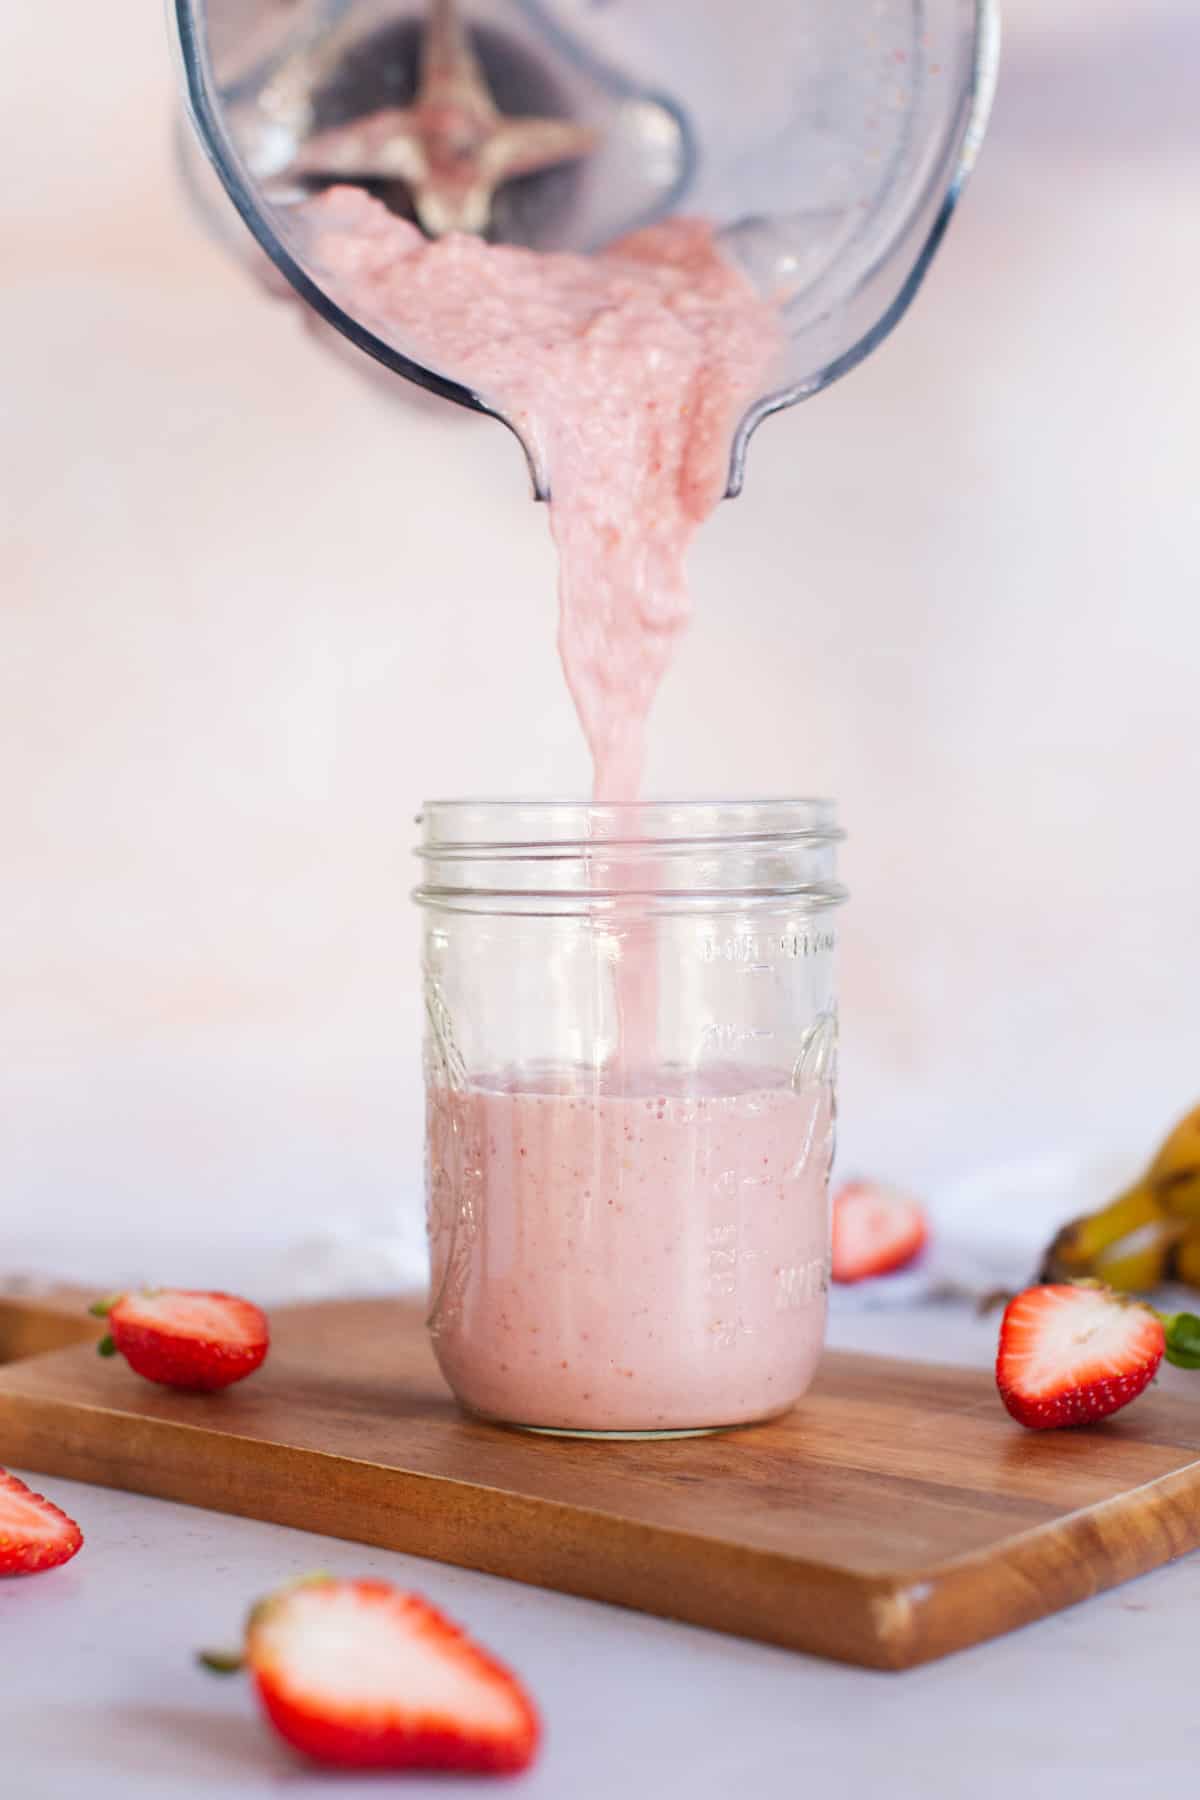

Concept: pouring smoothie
[[300, 185, 781, 802], [302, 188, 833, 1433]]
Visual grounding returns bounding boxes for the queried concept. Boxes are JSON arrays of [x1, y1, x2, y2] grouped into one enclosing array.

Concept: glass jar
[[414, 799, 846, 1438]]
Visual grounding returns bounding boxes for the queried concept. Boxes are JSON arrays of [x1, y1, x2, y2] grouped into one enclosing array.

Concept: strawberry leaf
[[1163, 1312, 1200, 1370], [96, 1335, 117, 1357], [197, 1649, 245, 1675]]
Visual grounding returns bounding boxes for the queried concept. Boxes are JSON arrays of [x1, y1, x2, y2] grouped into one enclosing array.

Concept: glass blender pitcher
[[170, 0, 999, 496]]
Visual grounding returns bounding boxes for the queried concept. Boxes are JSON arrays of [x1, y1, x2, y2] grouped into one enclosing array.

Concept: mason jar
[[414, 799, 846, 1438]]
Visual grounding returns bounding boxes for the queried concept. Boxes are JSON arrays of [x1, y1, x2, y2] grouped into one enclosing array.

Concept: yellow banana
[[1091, 1219, 1181, 1293], [1159, 1174, 1200, 1224], [1038, 1181, 1169, 1284], [1037, 1102, 1200, 1293], [1146, 1103, 1200, 1221], [1171, 1229, 1200, 1290], [1146, 1103, 1200, 1185]]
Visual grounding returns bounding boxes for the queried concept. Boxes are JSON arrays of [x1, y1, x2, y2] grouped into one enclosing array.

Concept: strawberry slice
[[996, 1283, 1165, 1430], [202, 1577, 540, 1773], [0, 1469, 84, 1576], [831, 1180, 929, 1283], [92, 1289, 269, 1391]]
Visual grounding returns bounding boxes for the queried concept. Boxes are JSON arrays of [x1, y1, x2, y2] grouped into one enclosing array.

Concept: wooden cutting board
[[2, 1293, 1199, 1669], [0, 1284, 102, 1363]]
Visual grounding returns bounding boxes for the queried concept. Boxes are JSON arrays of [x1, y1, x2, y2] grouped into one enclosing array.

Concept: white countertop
[[4, 1303, 1197, 1799]]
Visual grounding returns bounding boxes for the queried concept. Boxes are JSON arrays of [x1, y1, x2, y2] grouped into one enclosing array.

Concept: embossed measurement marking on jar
[[699, 930, 837, 964], [699, 1022, 775, 1050], [706, 1221, 738, 1299], [775, 1257, 829, 1310]]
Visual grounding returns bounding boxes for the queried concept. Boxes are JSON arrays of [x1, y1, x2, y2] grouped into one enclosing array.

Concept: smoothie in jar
[[427, 1068, 832, 1433]]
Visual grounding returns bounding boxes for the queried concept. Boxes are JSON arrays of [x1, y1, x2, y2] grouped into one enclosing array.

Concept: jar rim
[[417, 797, 843, 855], [414, 798, 845, 911]]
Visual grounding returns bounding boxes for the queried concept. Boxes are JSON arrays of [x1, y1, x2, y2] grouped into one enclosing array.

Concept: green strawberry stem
[[96, 1335, 117, 1357], [197, 1649, 245, 1675], [1159, 1310, 1200, 1370]]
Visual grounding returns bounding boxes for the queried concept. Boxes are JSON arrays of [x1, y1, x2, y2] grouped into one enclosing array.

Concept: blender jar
[[414, 798, 845, 1436]]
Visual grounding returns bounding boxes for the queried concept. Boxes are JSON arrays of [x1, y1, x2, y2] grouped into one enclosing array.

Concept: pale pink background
[[3, 2, 1198, 1273]]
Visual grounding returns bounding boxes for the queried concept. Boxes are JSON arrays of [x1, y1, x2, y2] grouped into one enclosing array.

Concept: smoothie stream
[[303, 192, 832, 1428], [301, 188, 780, 801]]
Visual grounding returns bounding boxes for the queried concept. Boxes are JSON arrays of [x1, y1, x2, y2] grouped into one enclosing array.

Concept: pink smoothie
[[427, 1068, 831, 1432], [300, 189, 781, 799]]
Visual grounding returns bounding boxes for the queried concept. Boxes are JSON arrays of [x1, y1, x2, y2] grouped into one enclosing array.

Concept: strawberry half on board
[[0, 1469, 84, 1576], [831, 1180, 929, 1284], [201, 1577, 541, 1774], [91, 1289, 269, 1391], [996, 1283, 1167, 1429]]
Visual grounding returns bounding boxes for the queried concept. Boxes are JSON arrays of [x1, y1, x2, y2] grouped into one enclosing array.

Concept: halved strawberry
[[831, 1180, 929, 1283], [0, 1469, 84, 1576], [92, 1289, 269, 1391], [996, 1283, 1165, 1430], [202, 1577, 540, 1773]]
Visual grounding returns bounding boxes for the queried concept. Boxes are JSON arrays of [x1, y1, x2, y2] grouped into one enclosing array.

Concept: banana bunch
[[1039, 1102, 1200, 1293]]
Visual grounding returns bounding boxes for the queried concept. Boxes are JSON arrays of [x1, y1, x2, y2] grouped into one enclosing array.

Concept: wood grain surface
[[0, 1284, 103, 1365], [1, 1296, 1198, 1668]]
